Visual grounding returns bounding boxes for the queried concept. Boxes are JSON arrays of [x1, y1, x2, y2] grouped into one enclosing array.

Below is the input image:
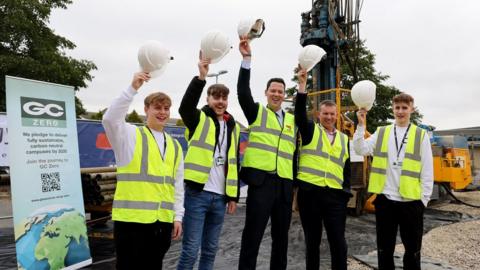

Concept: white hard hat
[[137, 41, 173, 78], [351, 80, 376, 110], [237, 19, 265, 40], [200, 31, 231, 64], [298, 45, 326, 71]]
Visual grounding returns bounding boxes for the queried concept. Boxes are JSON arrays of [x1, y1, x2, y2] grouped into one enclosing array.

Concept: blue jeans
[[177, 188, 227, 270]]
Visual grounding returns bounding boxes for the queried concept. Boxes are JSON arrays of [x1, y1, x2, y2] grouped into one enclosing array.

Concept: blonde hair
[[144, 92, 171, 107]]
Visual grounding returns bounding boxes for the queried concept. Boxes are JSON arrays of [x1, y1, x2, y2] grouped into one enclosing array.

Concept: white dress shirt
[[353, 124, 434, 206]]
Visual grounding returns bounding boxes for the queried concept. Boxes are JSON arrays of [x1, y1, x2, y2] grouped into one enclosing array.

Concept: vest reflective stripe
[[184, 163, 211, 173], [113, 200, 174, 211], [184, 112, 216, 182], [298, 166, 343, 186], [184, 111, 240, 198], [225, 124, 240, 197], [112, 127, 180, 224], [368, 124, 425, 200], [242, 105, 297, 180], [245, 142, 293, 160], [117, 174, 175, 185], [297, 125, 349, 189]]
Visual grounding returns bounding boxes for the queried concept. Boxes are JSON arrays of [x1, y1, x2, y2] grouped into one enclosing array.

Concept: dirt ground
[[1, 191, 479, 269]]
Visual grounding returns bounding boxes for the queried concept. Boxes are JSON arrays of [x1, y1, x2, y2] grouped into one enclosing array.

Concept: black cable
[[440, 183, 480, 208]]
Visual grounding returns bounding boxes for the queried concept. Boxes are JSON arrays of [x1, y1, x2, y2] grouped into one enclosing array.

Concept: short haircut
[[144, 92, 171, 107], [266, 78, 286, 91], [319, 100, 337, 110], [393, 93, 414, 104], [207, 84, 229, 98]]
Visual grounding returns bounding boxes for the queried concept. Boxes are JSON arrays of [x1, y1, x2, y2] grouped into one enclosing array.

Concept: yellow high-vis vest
[[242, 105, 297, 180], [368, 124, 425, 200], [112, 126, 181, 224], [298, 125, 349, 189], [183, 111, 240, 197]]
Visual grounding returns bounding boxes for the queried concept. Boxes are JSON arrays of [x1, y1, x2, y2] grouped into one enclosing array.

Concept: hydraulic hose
[[440, 183, 480, 208]]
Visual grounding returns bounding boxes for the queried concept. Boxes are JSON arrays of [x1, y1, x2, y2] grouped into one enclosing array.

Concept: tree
[[176, 119, 185, 126], [89, 108, 107, 120], [287, 41, 422, 133], [0, 0, 97, 116], [339, 41, 423, 132], [125, 110, 143, 123]]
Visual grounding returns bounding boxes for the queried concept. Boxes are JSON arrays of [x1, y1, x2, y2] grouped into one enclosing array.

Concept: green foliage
[[0, 0, 97, 116], [89, 108, 107, 120], [339, 41, 422, 132], [176, 118, 185, 126], [285, 69, 314, 115], [288, 41, 423, 133], [125, 110, 143, 123]]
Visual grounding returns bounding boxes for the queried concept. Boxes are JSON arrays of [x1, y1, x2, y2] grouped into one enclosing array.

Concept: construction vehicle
[[422, 125, 473, 190]]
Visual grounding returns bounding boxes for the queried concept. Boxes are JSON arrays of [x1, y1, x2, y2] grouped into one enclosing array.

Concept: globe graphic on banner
[[14, 204, 91, 270]]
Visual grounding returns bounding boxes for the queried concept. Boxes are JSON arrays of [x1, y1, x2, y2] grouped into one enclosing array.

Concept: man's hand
[[198, 51, 211, 81], [297, 67, 307, 93], [239, 35, 251, 60], [172, 221, 182, 240], [131, 72, 150, 91], [227, 201, 237, 214], [356, 108, 367, 127]]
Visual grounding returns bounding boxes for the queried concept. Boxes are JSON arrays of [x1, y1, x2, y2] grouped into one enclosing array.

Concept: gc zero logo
[[21, 97, 67, 128]]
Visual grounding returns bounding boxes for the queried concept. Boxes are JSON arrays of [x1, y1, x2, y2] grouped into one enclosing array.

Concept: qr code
[[41, 172, 61, 192]]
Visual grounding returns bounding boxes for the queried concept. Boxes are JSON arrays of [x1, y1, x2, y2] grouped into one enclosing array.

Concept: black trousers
[[114, 220, 173, 270], [374, 194, 425, 270], [297, 186, 349, 270], [238, 173, 293, 270]]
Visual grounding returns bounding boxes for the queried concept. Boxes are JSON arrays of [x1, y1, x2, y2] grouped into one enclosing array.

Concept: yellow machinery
[[431, 139, 473, 190], [304, 87, 474, 213]]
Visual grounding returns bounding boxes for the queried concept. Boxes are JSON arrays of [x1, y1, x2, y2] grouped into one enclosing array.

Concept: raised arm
[[102, 72, 149, 166], [179, 55, 209, 137], [353, 109, 377, 156], [237, 36, 258, 124], [294, 68, 315, 145]]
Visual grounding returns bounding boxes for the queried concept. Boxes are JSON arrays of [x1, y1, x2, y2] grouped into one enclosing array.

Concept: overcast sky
[[49, 0, 480, 130]]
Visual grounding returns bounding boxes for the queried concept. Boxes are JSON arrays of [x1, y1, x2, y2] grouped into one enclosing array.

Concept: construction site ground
[[0, 191, 479, 270]]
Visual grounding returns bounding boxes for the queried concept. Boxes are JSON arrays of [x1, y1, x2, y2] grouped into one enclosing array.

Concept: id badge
[[215, 156, 225, 166], [392, 161, 403, 170]]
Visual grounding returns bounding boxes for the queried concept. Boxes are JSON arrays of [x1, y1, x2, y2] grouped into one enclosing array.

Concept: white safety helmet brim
[[237, 19, 265, 40], [298, 45, 326, 72], [200, 30, 231, 64], [351, 80, 376, 110], [138, 41, 172, 78]]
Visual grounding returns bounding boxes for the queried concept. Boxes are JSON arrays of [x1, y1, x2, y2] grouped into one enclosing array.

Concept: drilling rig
[[300, 0, 367, 214]]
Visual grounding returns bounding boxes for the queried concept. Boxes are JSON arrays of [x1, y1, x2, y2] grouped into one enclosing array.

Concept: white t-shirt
[[203, 119, 228, 195]]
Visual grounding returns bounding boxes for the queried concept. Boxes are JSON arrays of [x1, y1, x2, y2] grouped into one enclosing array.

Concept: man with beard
[[177, 54, 240, 270]]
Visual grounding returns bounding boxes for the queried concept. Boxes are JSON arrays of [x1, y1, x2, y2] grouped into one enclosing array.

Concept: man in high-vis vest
[[295, 68, 352, 270], [102, 72, 185, 270], [237, 36, 297, 270], [354, 93, 433, 270], [177, 54, 240, 270]]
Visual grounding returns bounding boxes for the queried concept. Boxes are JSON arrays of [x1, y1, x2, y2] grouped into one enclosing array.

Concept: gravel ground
[[393, 191, 480, 270], [350, 190, 480, 270], [433, 190, 480, 217], [395, 220, 480, 270], [348, 257, 373, 270]]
